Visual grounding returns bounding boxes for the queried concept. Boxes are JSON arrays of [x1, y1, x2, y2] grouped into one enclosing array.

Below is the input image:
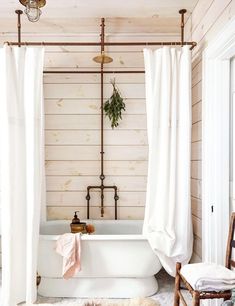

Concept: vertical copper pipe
[[114, 187, 118, 220], [179, 9, 187, 46], [86, 188, 91, 219], [15, 10, 23, 47], [100, 18, 105, 217]]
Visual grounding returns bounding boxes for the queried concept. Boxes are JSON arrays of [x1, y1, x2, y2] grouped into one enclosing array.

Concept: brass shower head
[[93, 51, 113, 64]]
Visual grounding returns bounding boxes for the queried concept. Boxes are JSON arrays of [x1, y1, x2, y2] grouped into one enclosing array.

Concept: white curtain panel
[[0, 45, 45, 305], [143, 46, 193, 276]]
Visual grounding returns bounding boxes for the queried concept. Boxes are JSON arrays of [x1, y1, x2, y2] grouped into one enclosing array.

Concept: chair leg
[[192, 291, 200, 306], [174, 262, 181, 306]]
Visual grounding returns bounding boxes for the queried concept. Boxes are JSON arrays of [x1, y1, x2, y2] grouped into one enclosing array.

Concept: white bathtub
[[38, 220, 162, 298]]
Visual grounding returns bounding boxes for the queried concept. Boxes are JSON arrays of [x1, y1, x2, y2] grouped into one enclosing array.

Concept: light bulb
[[25, 0, 41, 22]]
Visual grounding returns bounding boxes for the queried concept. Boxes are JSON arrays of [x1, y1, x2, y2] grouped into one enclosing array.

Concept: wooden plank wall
[[41, 34, 178, 221], [185, 0, 235, 262], [44, 68, 147, 220]]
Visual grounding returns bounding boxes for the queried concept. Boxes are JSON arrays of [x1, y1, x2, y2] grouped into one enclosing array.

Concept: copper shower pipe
[[85, 17, 119, 219], [10, 10, 197, 50], [43, 70, 145, 74], [11, 9, 196, 219], [12, 9, 196, 75], [100, 18, 105, 217]]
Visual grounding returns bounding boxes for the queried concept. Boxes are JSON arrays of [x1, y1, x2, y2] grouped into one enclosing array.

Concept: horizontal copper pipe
[[43, 70, 145, 74], [5, 41, 197, 49]]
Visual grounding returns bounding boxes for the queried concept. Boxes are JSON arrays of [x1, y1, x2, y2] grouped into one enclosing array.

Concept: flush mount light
[[19, 0, 46, 22]]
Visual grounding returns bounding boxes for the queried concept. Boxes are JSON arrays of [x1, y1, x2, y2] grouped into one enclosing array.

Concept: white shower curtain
[[0, 45, 45, 305], [143, 46, 193, 276]]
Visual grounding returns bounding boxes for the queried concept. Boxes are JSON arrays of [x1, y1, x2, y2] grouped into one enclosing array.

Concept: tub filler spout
[[86, 184, 119, 219]]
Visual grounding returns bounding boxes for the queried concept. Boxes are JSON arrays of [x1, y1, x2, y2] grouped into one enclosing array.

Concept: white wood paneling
[[192, 216, 202, 239], [191, 197, 202, 219], [47, 191, 146, 206], [45, 99, 146, 115], [185, 0, 235, 262], [46, 176, 147, 192], [45, 161, 148, 176], [44, 52, 145, 68], [190, 0, 214, 33], [193, 235, 202, 258], [192, 121, 202, 142], [192, 81, 202, 105], [47, 206, 145, 220], [45, 145, 148, 161], [44, 74, 145, 84], [44, 83, 146, 99], [192, 102, 202, 124], [190, 252, 202, 263], [192, 0, 232, 57], [45, 130, 148, 145], [191, 161, 202, 180], [45, 114, 147, 130], [191, 142, 202, 161], [192, 60, 202, 87], [41, 33, 148, 221], [191, 179, 202, 199]]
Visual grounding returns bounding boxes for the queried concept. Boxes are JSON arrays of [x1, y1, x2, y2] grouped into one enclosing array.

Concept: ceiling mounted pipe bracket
[[15, 10, 23, 46], [179, 9, 187, 46]]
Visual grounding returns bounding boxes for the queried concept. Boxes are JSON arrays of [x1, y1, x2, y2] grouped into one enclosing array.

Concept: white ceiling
[[1, 0, 198, 18], [0, 0, 198, 36]]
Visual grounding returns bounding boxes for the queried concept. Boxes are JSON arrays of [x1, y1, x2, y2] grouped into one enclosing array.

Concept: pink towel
[[55, 233, 81, 279]]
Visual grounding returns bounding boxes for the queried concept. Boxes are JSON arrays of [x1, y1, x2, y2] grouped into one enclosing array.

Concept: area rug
[[33, 298, 160, 306], [84, 298, 160, 306]]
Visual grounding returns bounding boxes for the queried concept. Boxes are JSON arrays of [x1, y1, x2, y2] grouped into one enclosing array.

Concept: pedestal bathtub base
[[38, 276, 158, 298]]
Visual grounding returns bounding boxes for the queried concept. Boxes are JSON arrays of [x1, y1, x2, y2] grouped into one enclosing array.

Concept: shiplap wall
[[44, 68, 147, 220], [42, 35, 178, 221], [185, 0, 235, 262]]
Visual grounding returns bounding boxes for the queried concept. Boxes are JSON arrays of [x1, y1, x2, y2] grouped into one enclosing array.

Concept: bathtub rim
[[40, 219, 146, 241], [40, 234, 147, 241]]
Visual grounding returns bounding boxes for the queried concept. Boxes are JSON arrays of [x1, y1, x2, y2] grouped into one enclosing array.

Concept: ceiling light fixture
[[19, 0, 46, 22]]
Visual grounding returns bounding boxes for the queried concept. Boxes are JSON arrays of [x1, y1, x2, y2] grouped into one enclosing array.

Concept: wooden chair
[[174, 212, 235, 306]]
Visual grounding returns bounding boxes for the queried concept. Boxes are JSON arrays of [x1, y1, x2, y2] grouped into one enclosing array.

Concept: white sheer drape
[[0, 45, 45, 305], [143, 46, 193, 276]]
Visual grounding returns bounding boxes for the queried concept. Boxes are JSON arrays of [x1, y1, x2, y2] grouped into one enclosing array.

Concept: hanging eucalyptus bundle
[[104, 79, 125, 129]]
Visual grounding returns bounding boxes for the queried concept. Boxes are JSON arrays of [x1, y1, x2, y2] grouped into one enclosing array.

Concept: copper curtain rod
[[7, 41, 196, 47], [10, 9, 196, 75], [8, 9, 196, 51], [9, 9, 196, 218]]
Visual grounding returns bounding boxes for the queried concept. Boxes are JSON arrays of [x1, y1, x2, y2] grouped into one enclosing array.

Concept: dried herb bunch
[[104, 79, 125, 128]]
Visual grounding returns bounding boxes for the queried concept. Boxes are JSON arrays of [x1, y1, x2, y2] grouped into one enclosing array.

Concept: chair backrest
[[225, 212, 235, 269]]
